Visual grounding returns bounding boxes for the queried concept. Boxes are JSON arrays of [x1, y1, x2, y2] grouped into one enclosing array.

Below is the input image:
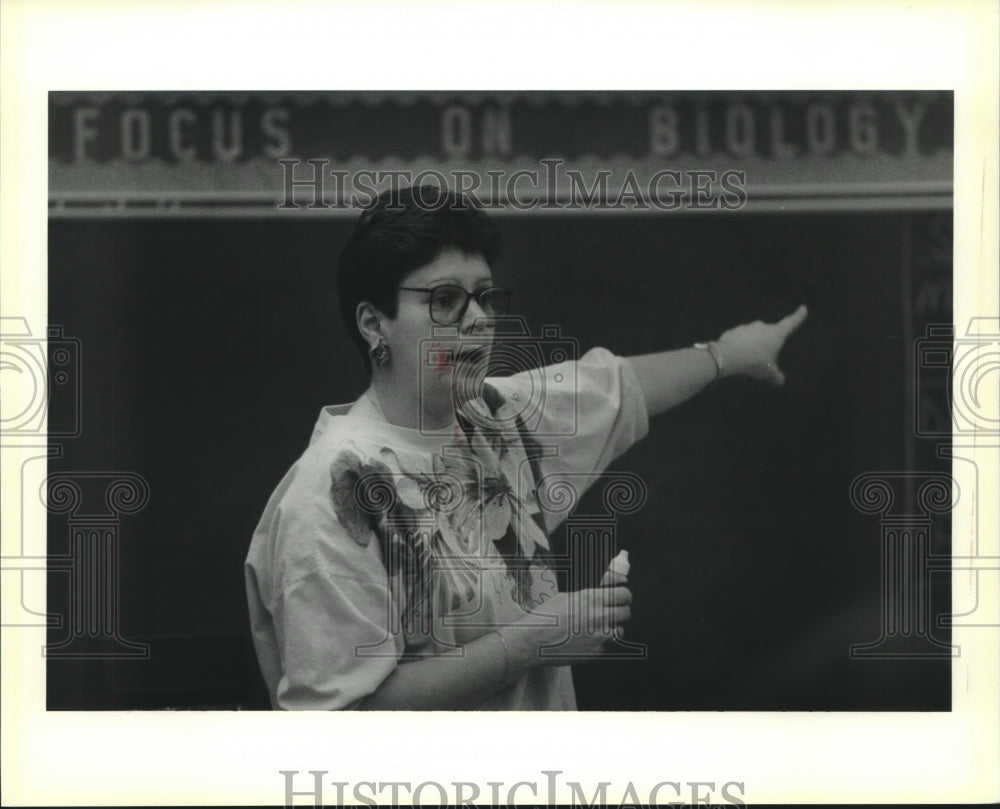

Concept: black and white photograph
[[43, 89, 956, 715], [2, 2, 998, 806]]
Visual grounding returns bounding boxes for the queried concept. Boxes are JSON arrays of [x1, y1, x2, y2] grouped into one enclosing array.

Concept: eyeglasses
[[397, 284, 512, 325]]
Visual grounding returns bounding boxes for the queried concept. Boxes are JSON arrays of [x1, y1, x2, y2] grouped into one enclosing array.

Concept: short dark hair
[[336, 185, 502, 370]]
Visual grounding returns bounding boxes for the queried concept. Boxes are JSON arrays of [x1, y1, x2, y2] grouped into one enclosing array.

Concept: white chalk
[[608, 550, 630, 577]]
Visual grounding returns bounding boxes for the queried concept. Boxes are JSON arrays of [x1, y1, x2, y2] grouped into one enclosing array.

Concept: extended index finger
[[777, 304, 808, 336]]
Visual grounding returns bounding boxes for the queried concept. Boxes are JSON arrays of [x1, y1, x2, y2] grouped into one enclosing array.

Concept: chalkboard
[[46, 210, 952, 710]]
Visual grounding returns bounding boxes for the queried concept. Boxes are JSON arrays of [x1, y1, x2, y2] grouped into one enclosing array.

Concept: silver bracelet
[[693, 341, 724, 382], [490, 629, 511, 683]]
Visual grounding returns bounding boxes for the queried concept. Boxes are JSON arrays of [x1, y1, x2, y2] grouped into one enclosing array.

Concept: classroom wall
[[46, 209, 952, 710]]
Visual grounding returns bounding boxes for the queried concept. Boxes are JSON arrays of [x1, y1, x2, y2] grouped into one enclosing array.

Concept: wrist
[[496, 623, 544, 678], [693, 340, 725, 381]]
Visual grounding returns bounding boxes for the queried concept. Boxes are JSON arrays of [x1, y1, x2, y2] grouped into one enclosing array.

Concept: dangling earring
[[369, 338, 390, 367]]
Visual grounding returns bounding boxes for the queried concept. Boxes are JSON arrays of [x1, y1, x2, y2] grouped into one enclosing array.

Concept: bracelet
[[693, 341, 724, 382], [490, 629, 512, 684]]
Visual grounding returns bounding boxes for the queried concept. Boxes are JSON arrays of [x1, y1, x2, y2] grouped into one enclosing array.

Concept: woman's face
[[381, 246, 497, 396]]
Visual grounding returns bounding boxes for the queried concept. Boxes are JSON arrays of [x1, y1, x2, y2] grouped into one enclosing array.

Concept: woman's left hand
[[716, 304, 808, 385]]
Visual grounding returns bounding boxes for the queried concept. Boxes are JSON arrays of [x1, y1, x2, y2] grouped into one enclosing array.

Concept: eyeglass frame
[[396, 283, 512, 325]]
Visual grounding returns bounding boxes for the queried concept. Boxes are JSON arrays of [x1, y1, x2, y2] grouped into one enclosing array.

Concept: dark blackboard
[[46, 210, 951, 710]]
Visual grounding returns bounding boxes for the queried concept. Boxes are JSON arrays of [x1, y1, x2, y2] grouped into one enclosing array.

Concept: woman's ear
[[356, 302, 383, 348]]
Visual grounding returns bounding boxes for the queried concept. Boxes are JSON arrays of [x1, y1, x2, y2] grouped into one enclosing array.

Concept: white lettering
[[212, 108, 242, 162], [848, 103, 878, 154], [168, 109, 196, 161], [769, 105, 798, 157], [481, 106, 512, 156], [120, 109, 151, 161], [73, 107, 100, 162], [895, 101, 927, 157], [441, 105, 472, 157], [650, 105, 680, 156], [261, 107, 291, 158], [805, 103, 836, 155], [724, 104, 755, 157], [694, 104, 711, 156]]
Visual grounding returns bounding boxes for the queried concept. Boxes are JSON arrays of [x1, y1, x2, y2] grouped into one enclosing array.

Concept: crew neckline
[[311, 390, 462, 450]]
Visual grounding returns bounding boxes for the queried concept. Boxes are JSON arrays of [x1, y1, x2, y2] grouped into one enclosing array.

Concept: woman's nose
[[462, 296, 495, 335]]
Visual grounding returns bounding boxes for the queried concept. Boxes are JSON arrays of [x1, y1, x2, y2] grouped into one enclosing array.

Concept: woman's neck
[[370, 372, 457, 431]]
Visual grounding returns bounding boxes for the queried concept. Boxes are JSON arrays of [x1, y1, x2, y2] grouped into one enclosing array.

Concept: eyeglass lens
[[431, 285, 510, 323]]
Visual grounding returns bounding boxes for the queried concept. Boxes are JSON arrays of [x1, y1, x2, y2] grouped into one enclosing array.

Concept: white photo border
[[2, 0, 997, 805]]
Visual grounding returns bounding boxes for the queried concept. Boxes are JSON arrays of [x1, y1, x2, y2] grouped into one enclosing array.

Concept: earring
[[369, 338, 390, 367]]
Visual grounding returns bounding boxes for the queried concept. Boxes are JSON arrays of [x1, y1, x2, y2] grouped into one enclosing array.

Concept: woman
[[245, 185, 807, 710]]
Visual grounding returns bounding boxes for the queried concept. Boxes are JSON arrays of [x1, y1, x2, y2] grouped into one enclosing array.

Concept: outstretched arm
[[625, 305, 809, 418]]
